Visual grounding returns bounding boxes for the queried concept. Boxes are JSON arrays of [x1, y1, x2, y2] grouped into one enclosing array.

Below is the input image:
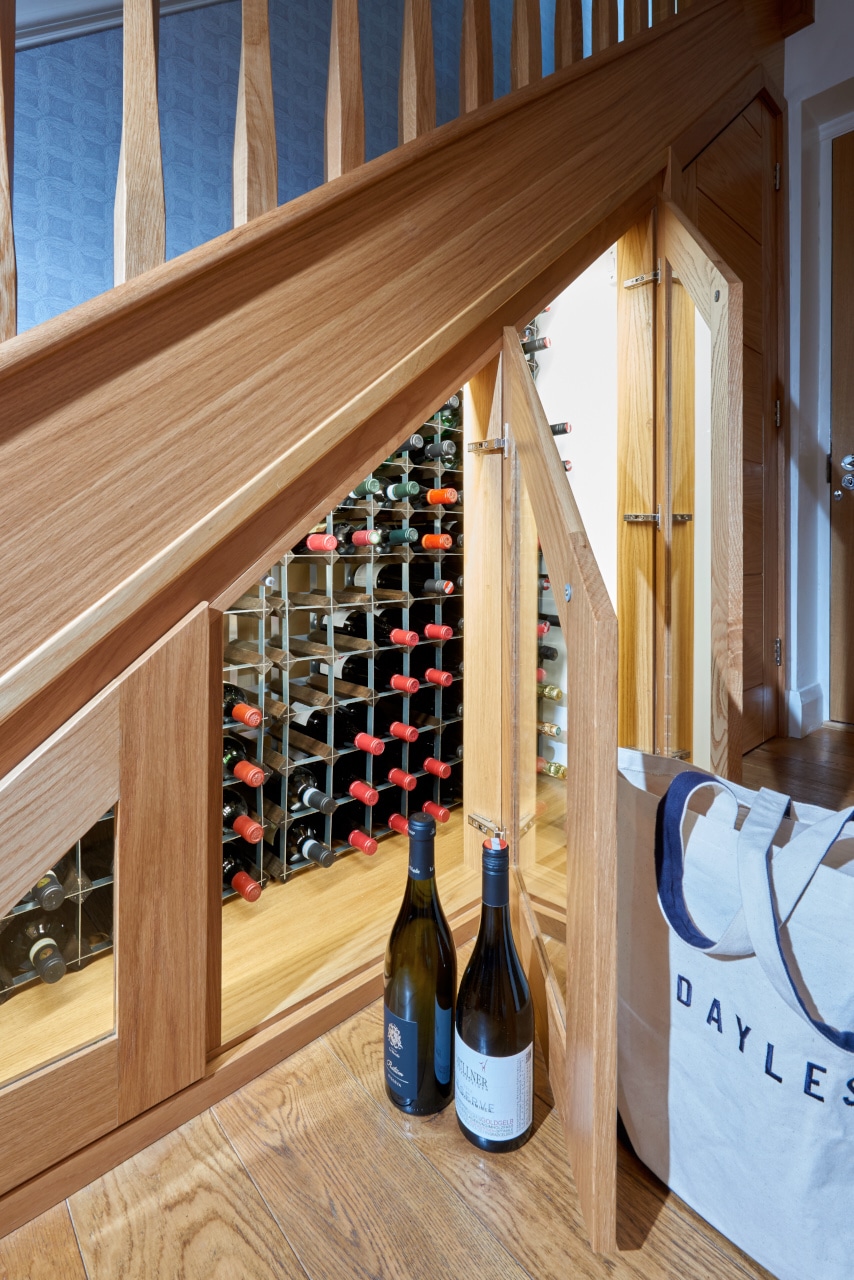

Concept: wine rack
[[0, 812, 115, 1011], [221, 397, 465, 900]]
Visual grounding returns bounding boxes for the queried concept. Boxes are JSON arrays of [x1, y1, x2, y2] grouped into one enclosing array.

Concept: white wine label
[[384, 1006, 418, 1097], [454, 1034, 533, 1142], [352, 564, 377, 589], [318, 657, 356, 680], [289, 702, 319, 727]]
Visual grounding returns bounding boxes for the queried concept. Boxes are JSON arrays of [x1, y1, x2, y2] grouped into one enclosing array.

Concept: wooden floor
[[0, 934, 773, 1280], [742, 722, 854, 808]]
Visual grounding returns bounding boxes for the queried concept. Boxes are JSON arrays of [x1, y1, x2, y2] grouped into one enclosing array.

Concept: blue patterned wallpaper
[[13, 0, 605, 332]]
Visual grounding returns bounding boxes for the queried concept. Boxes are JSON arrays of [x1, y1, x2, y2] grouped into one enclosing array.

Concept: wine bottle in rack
[[346, 477, 383, 501], [293, 529, 338, 553], [320, 608, 418, 649], [223, 789, 264, 843], [537, 683, 563, 702], [286, 820, 335, 869], [521, 335, 551, 355], [440, 688, 464, 721], [222, 848, 262, 902], [333, 763, 379, 808], [384, 743, 417, 793], [290, 702, 384, 755], [375, 524, 419, 547], [27, 870, 65, 912], [381, 478, 422, 504], [408, 602, 455, 641], [418, 485, 458, 507], [223, 734, 266, 787], [331, 522, 382, 549], [223, 683, 263, 728], [372, 697, 419, 742], [538, 643, 559, 662], [383, 812, 456, 1115], [410, 775, 450, 824], [321, 653, 419, 698], [351, 562, 454, 597], [337, 822, 378, 856], [287, 765, 337, 816], [390, 433, 425, 454], [537, 757, 567, 780], [409, 439, 458, 465], [373, 794, 410, 836], [0, 909, 71, 984], [537, 720, 562, 739], [409, 647, 453, 688], [549, 422, 570, 436], [455, 837, 534, 1152]]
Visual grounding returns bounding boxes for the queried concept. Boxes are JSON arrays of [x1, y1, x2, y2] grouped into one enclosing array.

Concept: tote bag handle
[[657, 772, 854, 1050]]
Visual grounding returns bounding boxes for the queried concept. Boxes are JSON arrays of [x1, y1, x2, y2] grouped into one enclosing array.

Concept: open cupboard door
[[463, 334, 618, 1253]]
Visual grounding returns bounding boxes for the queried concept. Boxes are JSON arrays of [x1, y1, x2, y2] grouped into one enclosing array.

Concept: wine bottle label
[[384, 1006, 418, 1097], [290, 702, 324, 727], [454, 1036, 533, 1142]]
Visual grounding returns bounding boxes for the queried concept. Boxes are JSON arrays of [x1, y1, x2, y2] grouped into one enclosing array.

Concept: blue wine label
[[384, 1006, 418, 1096], [434, 1001, 452, 1086]]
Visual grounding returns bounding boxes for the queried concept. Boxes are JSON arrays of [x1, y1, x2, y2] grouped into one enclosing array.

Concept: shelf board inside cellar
[[220, 811, 476, 1045], [0, 958, 114, 1089]]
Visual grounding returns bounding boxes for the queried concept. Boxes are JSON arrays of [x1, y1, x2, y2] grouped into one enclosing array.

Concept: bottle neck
[[477, 859, 510, 944]]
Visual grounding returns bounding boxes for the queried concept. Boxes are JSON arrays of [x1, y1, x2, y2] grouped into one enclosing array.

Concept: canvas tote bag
[[617, 748, 854, 1280]]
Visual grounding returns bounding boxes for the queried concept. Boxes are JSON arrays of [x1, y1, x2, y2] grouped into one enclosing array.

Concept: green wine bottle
[[455, 837, 534, 1151], [383, 812, 456, 1114]]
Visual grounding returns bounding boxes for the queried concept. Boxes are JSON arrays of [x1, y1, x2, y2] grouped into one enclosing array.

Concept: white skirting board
[[786, 682, 825, 738]]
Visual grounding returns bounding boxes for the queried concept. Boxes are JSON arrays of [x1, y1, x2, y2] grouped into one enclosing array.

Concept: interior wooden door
[[830, 129, 854, 724], [0, 606, 208, 1196]]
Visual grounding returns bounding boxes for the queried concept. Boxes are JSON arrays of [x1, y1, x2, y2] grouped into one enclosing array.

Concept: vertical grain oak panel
[[325, 0, 364, 180], [554, 0, 583, 68], [117, 605, 209, 1120], [624, 0, 650, 39], [616, 216, 655, 753], [460, 0, 492, 114], [233, 0, 278, 227], [0, 0, 15, 341], [114, 0, 165, 284], [399, 0, 435, 144], [591, 0, 618, 55], [511, 0, 541, 91], [504, 329, 617, 1254]]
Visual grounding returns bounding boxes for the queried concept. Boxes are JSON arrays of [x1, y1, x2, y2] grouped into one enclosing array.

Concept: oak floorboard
[[68, 1111, 306, 1280], [214, 1037, 528, 1280], [0, 1203, 86, 1280], [743, 726, 854, 808], [323, 997, 771, 1280]]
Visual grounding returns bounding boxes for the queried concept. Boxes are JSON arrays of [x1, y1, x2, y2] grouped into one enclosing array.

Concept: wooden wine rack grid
[[221, 401, 464, 893]]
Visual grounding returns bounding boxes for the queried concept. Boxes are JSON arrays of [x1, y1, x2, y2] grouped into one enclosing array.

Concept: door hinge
[[623, 505, 661, 529], [775, 399, 782, 428], [467, 437, 507, 457], [468, 813, 506, 840], [623, 265, 661, 289], [774, 161, 781, 191], [774, 637, 782, 667]]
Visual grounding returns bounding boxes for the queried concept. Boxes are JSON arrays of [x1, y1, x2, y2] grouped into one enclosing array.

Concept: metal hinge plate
[[623, 267, 661, 289], [467, 438, 508, 457], [775, 161, 781, 191], [775, 637, 782, 667], [468, 813, 506, 840], [519, 814, 536, 839], [775, 399, 782, 428], [624, 506, 660, 529]]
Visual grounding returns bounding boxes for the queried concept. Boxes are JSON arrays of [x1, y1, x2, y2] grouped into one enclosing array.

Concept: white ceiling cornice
[[16, 0, 229, 50]]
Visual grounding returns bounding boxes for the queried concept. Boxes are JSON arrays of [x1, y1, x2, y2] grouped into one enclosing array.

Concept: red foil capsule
[[422, 800, 450, 824], [354, 731, 385, 755], [423, 622, 453, 641], [536, 667, 547, 684], [390, 674, 420, 695], [230, 870, 262, 902], [425, 487, 458, 506], [349, 829, 378, 855], [303, 532, 338, 552], [421, 533, 453, 550], [232, 814, 264, 844], [537, 621, 550, 636], [390, 721, 419, 743], [232, 759, 266, 788], [388, 767, 417, 792], [423, 757, 451, 779], [389, 628, 419, 647], [350, 529, 377, 547], [232, 701, 263, 728], [349, 779, 379, 806], [425, 668, 453, 688], [388, 813, 409, 836]]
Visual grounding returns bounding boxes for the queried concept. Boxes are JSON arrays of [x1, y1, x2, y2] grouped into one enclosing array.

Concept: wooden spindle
[[399, 0, 435, 144], [590, 0, 618, 54], [325, 0, 365, 180], [553, 0, 582, 70], [233, 0, 277, 226], [114, 0, 165, 284], [0, 0, 15, 341], [460, 0, 492, 114], [511, 0, 541, 91], [624, 0, 650, 39], [652, 0, 676, 24]]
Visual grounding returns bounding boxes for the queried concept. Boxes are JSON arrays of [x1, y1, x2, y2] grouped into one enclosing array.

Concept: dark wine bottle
[[292, 702, 384, 755], [538, 643, 559, 662], [346, 477, 382, 500], [549, 421, 570, 436], [351, 562, 454, 597], [383, 479, 421, 503], [223, 734, 266, 787], [410, 439, 457, 465], [28, 869, 65, 912], [372, 697, 419, 743], [286, 820, 335, 868], [384, 743, 417, 793], [0, 909, 71, 984], [223, 683, 263, 728], [321, 608, 418, 649], [383, 812, 456, 1115], [287, 766, 337, 816], [333, 760, 379, 807], [222, 848, 262, 902], [391, 432, 425, 454], [373, 794, 410, 836], [331, 807, 377, 855], [222, 789, 264, 844], [375, 524, 419, 547], [408, 602, 454, 641], [419, 485, 458, 507], [455, 838, 534, 1151], [409, 646, 453, 688], [332, 521, 382, 548], [521, 335, 551, 355], [293, 529, 338, 553], [321, 653, 419, 697]]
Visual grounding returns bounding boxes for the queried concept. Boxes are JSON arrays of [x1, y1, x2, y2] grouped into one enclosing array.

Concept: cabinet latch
[[467, 438, 507, 457], [468, 813, 506, 840]]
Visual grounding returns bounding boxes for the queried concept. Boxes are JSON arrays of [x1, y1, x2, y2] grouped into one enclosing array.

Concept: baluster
[[399, 0, 435, 144], [114, 0, 165, 284], [652, 0, 676, 23], [511, 0, 541, 91], [553, 0, 582, 70], [0, 0, 15, 341], [233, 0, 277, 226], [325, 0, 365, 180], [460, 0, 492, 114], [590, 0, 618, 54], [624, 0, 650, 39]]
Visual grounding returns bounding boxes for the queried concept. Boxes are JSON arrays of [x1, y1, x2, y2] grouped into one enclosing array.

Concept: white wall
[[785, 0, 854, 734]]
